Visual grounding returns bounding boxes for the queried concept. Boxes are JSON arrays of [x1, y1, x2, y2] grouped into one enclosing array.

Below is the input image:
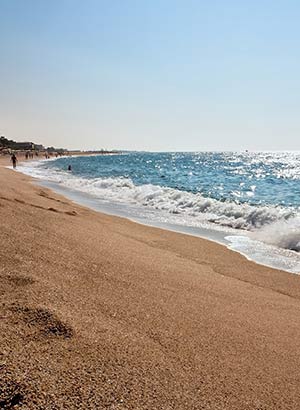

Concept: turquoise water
[[46, 151, 300, 209]]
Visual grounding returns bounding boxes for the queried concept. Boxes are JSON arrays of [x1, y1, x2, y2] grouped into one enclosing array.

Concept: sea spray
[[252, 217, 300, 252]]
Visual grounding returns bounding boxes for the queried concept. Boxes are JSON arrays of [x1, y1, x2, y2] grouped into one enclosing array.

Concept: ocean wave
[[18, 163, 298, 234], [252, 217, 300, 252]]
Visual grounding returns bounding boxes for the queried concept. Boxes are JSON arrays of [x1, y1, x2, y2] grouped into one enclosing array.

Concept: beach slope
[[1, 163, 300, 409]]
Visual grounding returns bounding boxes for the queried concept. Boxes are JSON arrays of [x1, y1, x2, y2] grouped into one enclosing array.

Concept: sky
[[1, 0, 300, 151]]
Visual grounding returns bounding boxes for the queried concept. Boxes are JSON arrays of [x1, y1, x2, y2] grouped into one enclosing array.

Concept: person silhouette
[[11, 153, 17, 169]]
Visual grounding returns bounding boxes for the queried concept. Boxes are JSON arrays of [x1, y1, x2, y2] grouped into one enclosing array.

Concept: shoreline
[[1, 158, 300, 408], [14, 155, 300, 274], [38, 179, 300, 275]]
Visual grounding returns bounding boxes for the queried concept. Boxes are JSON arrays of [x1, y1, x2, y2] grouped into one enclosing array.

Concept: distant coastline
[[0, 135, 120, 157]]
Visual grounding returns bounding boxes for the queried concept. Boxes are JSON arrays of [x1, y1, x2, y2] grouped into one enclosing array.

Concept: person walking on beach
[[11, 153, 17, 169]]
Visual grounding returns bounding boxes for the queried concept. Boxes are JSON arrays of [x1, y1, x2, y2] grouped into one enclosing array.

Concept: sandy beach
[[1, 157, 300, 409]]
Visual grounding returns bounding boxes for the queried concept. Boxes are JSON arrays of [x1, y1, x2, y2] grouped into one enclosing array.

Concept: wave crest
[[252, 218, 300, 252], [18, 162, 297, 233]]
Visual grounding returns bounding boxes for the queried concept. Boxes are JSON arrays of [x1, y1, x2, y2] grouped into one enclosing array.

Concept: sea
[[18, 151, 300, 274]]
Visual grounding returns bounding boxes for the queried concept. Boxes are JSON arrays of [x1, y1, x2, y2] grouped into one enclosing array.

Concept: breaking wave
[[252, 217, 300, 252], [18, 162, 298, 238]]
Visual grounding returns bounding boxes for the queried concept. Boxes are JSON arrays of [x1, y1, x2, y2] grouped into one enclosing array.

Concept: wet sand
[[1, 157, 300, 409]]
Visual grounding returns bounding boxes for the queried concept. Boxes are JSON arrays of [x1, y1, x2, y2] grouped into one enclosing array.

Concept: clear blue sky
[[1, 0, 300, 151]]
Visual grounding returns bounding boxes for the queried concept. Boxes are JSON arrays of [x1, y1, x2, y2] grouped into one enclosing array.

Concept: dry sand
[[1, 157, 300, 409]]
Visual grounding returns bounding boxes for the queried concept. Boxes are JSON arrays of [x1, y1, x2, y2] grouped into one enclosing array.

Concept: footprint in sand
[[0, 376, 25, 409], [9, 305, 74, 339]]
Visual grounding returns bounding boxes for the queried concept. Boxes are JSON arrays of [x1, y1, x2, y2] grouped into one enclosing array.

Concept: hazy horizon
[[1, 0, 300, 151]]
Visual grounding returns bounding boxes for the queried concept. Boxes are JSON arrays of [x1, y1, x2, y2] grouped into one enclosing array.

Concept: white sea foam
[[18, 161, 298, 236], [226, 235, 300, 273], [252, 217, 300, 252]]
